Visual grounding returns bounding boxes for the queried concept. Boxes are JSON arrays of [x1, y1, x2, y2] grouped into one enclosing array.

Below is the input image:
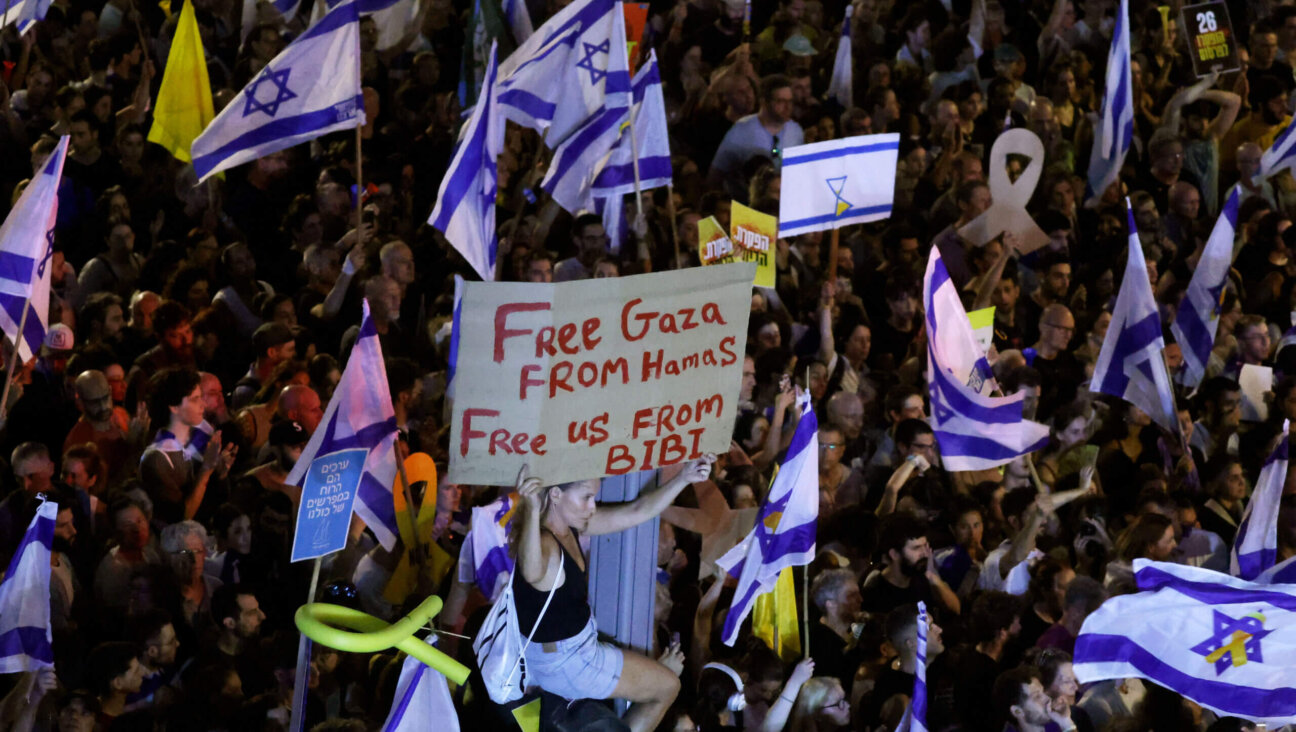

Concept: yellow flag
[[148, 0, 214, 162], [752, 566, 801, 661]]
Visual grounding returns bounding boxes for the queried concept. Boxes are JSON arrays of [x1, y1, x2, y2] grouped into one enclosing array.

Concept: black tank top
[[515, 529, 592, 643]]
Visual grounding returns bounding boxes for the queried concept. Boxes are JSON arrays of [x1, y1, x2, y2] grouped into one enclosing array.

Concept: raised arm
[[586, 455, 716, 536], [515, 467, 551, 586]]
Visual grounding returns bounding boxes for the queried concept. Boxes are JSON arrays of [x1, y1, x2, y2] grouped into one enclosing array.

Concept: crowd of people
[[0, 0, 1295, 729]]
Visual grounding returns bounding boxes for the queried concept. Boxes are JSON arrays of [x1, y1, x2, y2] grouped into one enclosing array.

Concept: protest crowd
[[7, 0, 1296, 729]]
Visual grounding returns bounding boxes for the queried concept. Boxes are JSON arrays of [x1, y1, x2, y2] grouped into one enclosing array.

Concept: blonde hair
[[787, 677, 844, 732]]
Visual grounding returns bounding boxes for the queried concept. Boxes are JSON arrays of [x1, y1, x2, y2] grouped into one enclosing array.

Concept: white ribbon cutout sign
[[957, 128, 1050, 254]]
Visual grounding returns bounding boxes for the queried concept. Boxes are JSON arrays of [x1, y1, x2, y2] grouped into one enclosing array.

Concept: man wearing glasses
[[1025, 304, 1083, 421], [555, 213, 611, 282]]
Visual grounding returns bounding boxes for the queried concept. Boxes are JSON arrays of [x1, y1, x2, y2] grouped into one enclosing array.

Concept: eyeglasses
[[1043, 322, 1075, 333], [825, 698, 848, 710], [819, 443, 841, 450]]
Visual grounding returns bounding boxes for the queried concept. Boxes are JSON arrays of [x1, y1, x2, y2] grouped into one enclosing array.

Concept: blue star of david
[[826, 176, 851, 217], [243, 67, 298, 118], [575, 40, 611, 85], [967, 368, 985, 393], [36, 228, 54, 279], [1189, 609, 1271, 675]]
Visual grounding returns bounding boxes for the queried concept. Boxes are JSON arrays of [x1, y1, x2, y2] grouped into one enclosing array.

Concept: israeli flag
[[380, 636, 460, 732], [1172, 189, 1238, 389], [826, 6, 852, 109], [0, 136, 67, 363], [1075, 560, 1296, 726], [430, 42, 503, 282], [469, 493, 517, 602], [1, 0, 52, 35], [1232, 421, 1289, 581], [0, 499, 56, 673], [924, 246, 1050, 470], [778, 134, 899, 238], [717, 392, 818, 646], [502, 0, 532, 43], [1084, 0, 1132, 207], [544, 51, 671, 214], [1090, 203, 1178, 435], [191, 0, 365, 183], [895, 601, 929, 732], [1257, 555, 1296, 585], [589, 52, 673, 200], [496, 0, 630, 147], [285, 300, 401, 550], [240, 0, 303, 43], [1261, 114, 1296, 180]]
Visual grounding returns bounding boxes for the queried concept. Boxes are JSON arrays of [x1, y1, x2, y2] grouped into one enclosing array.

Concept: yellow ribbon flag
[[752, 566, 801, 661], [148, 0, 214, 162]]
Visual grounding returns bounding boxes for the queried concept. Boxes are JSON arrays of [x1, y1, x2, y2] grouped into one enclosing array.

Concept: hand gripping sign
[[957, 128, 1050, 254]]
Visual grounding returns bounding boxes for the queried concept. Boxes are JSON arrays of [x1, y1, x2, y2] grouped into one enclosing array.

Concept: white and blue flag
[[544, 51, 671, 214], [380, 637, 460, 732], [716, 392, 818, 646], [924, 246, 1050, 470], [192, 0, 365, 182], [0, 136, 67, 363], [1232, 421, 1289, 581], [895, 601, 929, 732], [0, 499, 55, 673], [469, 493, 516, 602], [778, 134, 899, 238], [1172, 188, 1238, 389], [502, 0, 532, 43], [1260, 113, 1296, 180], [1090, 203, 1178, 434], [589, 51, 672, 200], [285, 300, 401, 550], [1084, 0, 1132, 207], [430, 42, 504, 282], [826, 6, 852, 109], [1, 0, 52, 35], [1075, 560, 1296, 726], [495, 0, 630, 146]]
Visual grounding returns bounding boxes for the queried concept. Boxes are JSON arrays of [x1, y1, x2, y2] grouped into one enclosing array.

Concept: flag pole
[[0, 302, 28, 422], [802, 565, 809, 659], [665, 183, 681, 269], [627, 100, 645, 227], [827, 227, 840, 282], [288, 555, 323, 732]]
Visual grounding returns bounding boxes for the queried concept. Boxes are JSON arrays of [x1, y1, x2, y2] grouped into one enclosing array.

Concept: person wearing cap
[[2, 323, 80, 461], [234, 420, 308, 510], [230, 323, 297, 411]]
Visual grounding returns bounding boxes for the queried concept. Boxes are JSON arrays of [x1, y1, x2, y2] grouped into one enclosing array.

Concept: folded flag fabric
[[1084, 0, 1131, 206], [0, 136, 68, 363], [1171, 188, 1238, 388], [1231, 421, 1289, 580]]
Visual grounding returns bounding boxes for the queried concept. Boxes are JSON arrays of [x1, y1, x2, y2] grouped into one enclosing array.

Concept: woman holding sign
[[511, 456, 714, 732]]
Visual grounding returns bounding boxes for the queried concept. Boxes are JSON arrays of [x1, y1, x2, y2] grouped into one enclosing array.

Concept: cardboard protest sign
[[730, 202, 777, 288], [958, 128, 1050, 254], [291, 448, 366, 562], [448, 264, 756, 485], [698, 216, 736, 264], [1182, 2, 1239, 77]]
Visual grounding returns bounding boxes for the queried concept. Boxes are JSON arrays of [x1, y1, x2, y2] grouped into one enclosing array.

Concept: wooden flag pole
[[665, 183, 681, 269], [827, 227, 840, 283], [0, 302, 28, 422]]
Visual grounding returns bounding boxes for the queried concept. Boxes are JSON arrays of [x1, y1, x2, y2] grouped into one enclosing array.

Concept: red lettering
[[577, 361, 598, 387], [535, 327, 556, 357], [494, 302, 550, 362], [549, 361, 574, 397], [641, 439, 657, 471], [606, 444, 635, 475], [582, 318, 602, 350], [642, 349, 663, 380], [688, 427, 705, 459], [658, 404, 676, 434], [679, 307, 698, 331], [621, 298, 656, 341], [659, 434, 687, 466], [588, 414, 608, 446], [510, 432, 530, 454], [602, 358, 629, 385], [557, 323, 579, 354], [459, 408, 500, 456], [633, 408, 654, 439], [531, 434, 547, 455], [701, 302, 726, 325], [489, 429, 513, 455], [519, 364, 545, 400], [719, 335, 737, 366]]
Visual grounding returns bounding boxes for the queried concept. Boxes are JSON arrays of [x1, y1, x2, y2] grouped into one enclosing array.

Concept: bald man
[[65, 370, 132, 481], [1234, 141, 1280, 210], [277, 385, 323, 436], [1026, 304, 1083, 420]]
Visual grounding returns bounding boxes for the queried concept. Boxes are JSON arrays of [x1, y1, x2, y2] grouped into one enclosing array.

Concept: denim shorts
[[523, 618, 624, 701]]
